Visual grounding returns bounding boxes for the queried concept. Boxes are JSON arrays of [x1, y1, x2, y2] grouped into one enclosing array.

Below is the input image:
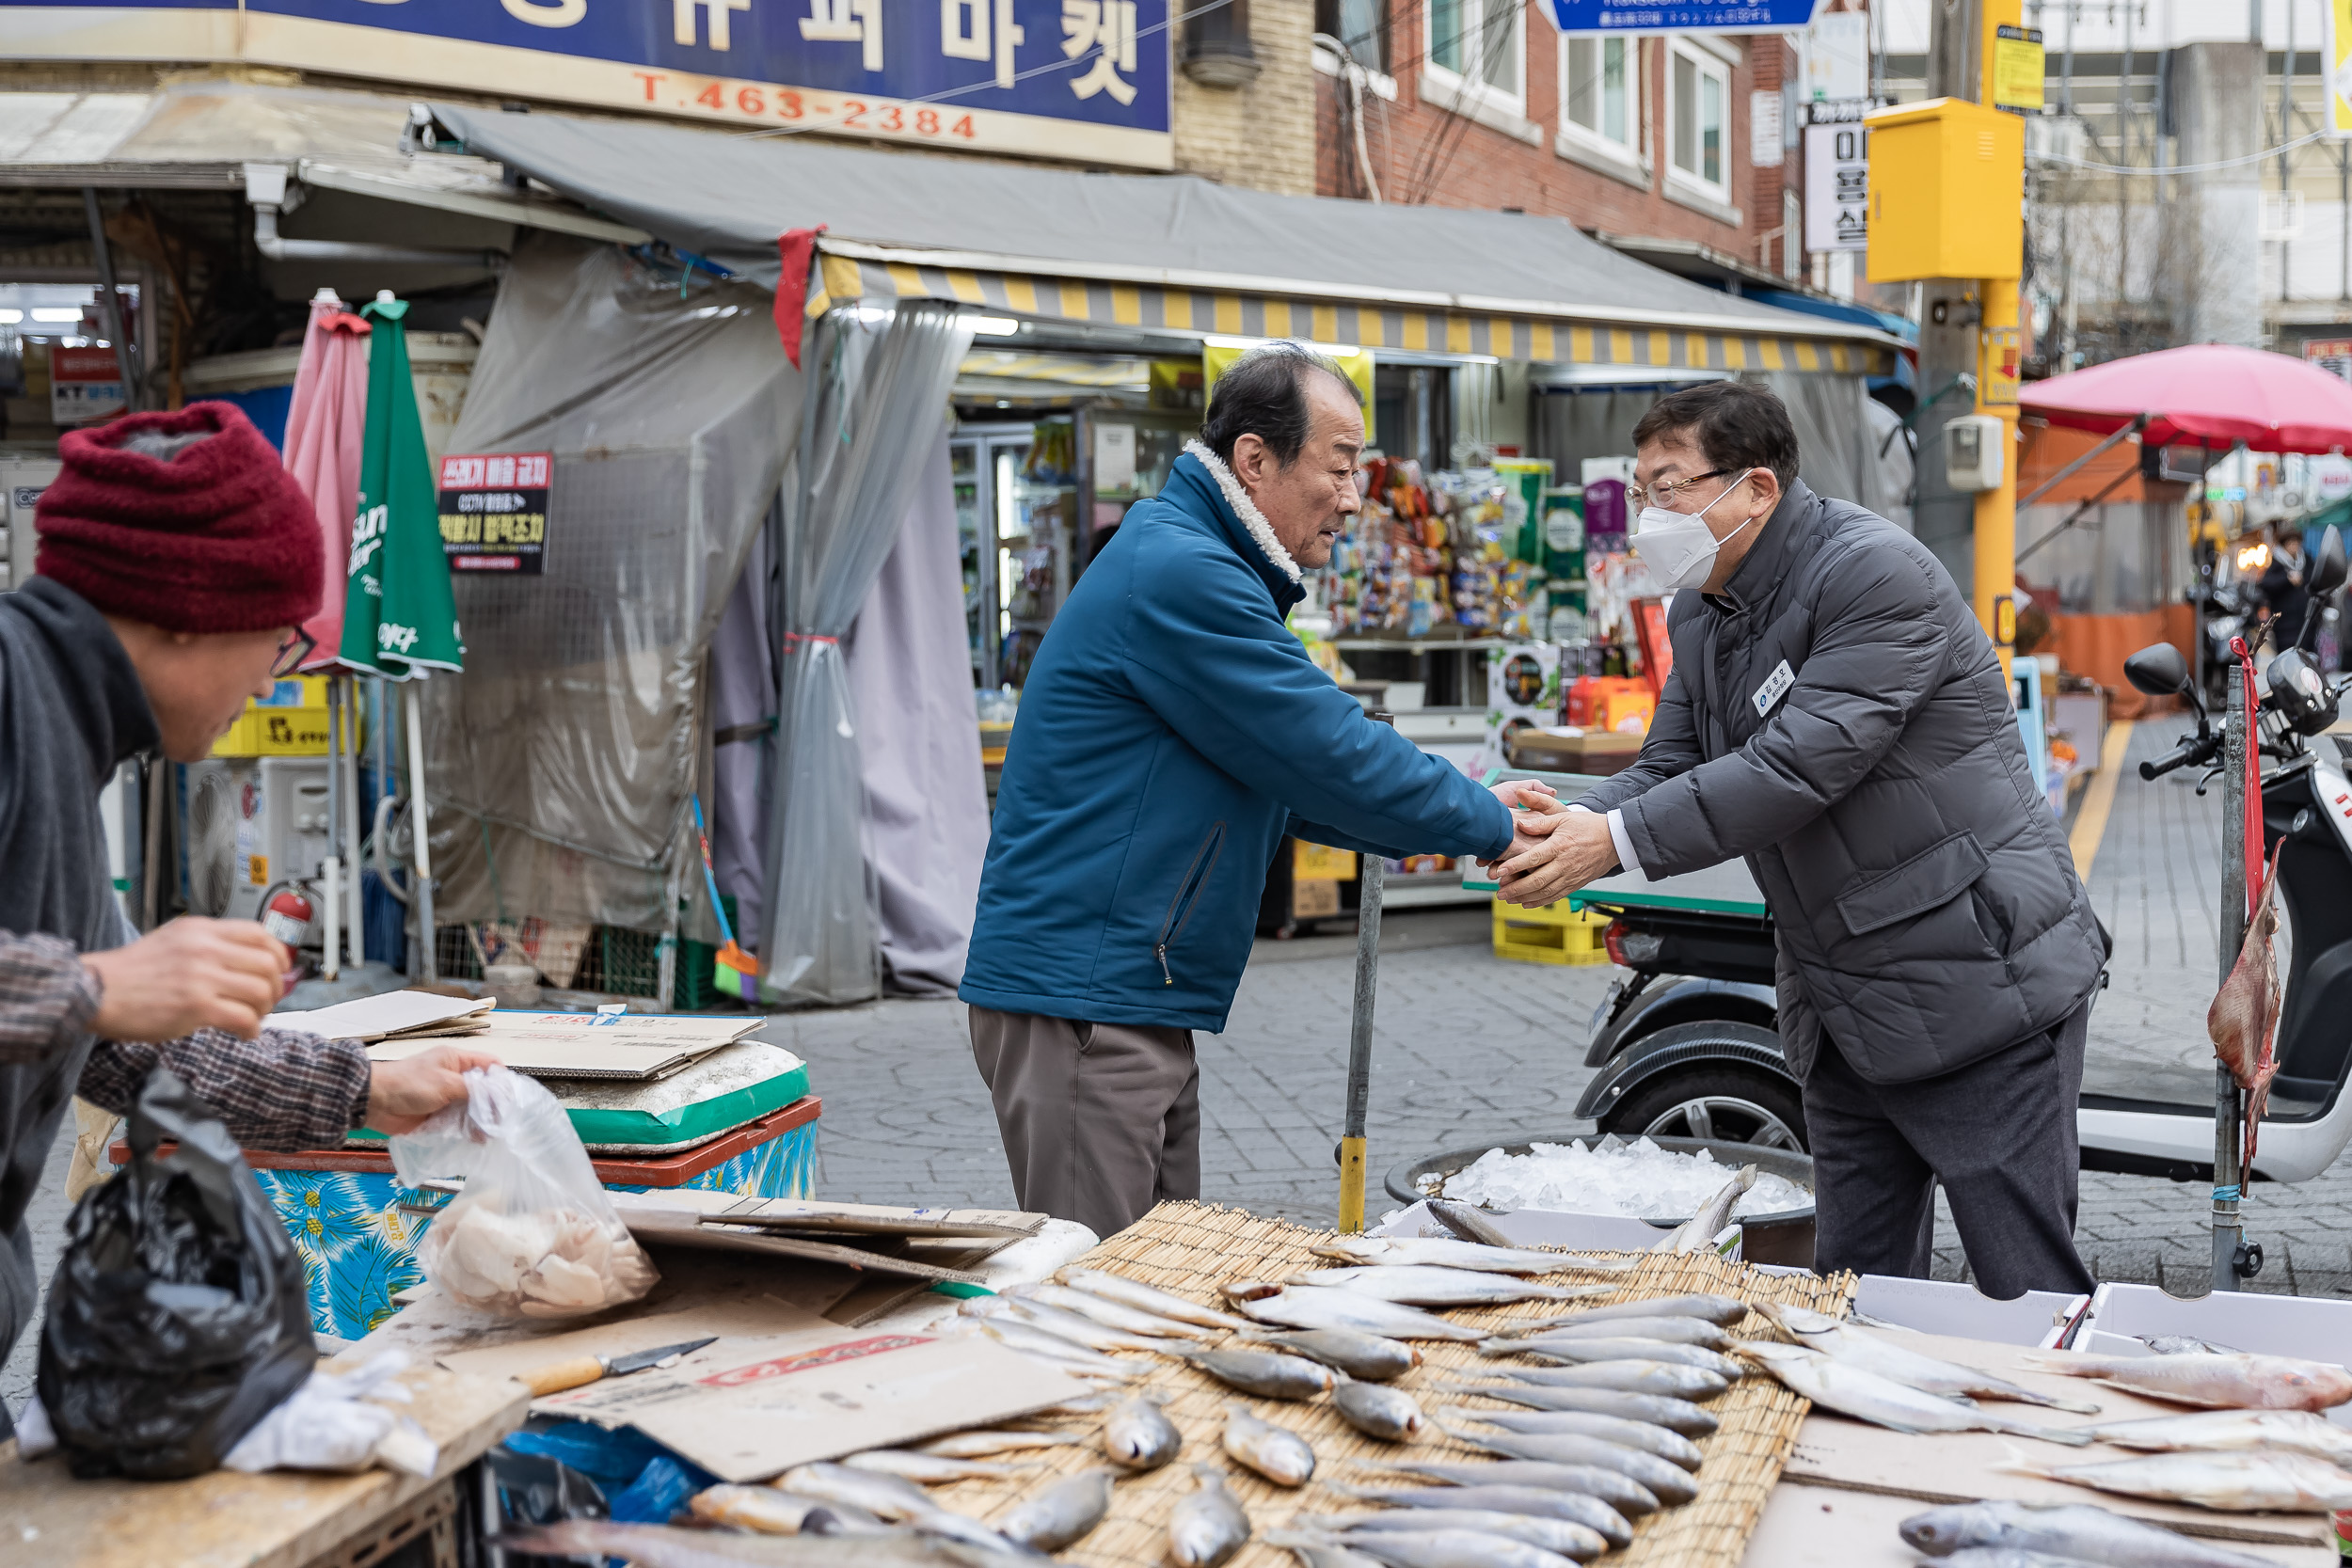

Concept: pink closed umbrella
[[2022, 343, 2352, 453], [280, 291, 372, 665]]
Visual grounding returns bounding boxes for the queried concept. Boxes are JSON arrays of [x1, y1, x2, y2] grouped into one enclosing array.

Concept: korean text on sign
[[437, 451, 555, 575]]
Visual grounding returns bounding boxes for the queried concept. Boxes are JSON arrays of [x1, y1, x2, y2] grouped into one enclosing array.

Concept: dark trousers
[[967, 1006, 1200, 1241], [1804, 1001, 2095, 1299]]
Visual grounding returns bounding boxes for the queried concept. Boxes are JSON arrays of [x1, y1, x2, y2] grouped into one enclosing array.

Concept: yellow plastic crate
[[1491, 896, 1610, 966]]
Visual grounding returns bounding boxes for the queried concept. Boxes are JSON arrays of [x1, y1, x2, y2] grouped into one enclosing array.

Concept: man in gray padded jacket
[[1496, 383, 2106, 1297]]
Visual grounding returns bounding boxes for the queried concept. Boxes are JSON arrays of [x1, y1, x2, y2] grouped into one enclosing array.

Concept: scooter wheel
[[1600, 1065, 1809, 1152]]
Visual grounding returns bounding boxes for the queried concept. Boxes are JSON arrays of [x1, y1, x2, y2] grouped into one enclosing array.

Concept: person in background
[[960, 343, 1562, 1240], [1493, 383, 2106, 1299], [2261, 523, 2311, 652], [0, 403, 494, 1434]]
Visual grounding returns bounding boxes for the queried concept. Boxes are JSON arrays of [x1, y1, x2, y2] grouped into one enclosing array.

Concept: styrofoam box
[[2076, 1280, 2352, 1428], [1375, 1198, 1666, 1252], [1850, 1274, 2090, 1349]]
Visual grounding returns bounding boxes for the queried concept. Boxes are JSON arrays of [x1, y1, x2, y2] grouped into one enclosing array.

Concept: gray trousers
[[967, 1006, 1200, 1241], [1804, 1000, 2096, 1300]]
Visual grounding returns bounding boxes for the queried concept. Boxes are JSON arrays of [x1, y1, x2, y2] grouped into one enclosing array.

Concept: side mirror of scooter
[[2124, 641, 2208, 725]]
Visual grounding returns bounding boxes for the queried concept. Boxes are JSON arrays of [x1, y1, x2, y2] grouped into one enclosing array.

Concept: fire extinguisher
[[261, 884, 315, 948]]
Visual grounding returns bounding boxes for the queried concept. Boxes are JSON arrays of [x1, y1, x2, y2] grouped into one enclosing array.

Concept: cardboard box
[[1509, 726, 1644, 775]]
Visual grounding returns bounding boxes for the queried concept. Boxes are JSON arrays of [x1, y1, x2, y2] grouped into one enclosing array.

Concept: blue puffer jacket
[[960, 445, 1516, 1032]]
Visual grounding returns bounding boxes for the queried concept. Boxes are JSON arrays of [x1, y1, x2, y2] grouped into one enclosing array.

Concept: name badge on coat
[[1752, 659, 1795, 718]]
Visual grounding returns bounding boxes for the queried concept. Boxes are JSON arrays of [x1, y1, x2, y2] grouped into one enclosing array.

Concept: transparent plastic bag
[[390, 1067, 657, 1319]]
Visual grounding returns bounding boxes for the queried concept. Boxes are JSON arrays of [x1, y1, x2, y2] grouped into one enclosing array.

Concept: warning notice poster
[[437, 451, 552, 574]]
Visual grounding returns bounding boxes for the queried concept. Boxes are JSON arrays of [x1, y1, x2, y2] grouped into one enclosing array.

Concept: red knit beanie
[[35, 401, 325, 634]]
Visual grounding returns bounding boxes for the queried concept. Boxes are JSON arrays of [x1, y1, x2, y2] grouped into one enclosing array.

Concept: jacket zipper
[[1154, 822, 1227, 986]]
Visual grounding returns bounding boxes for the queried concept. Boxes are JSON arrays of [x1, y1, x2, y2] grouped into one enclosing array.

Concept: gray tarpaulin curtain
[[844, 435, 991, 995], [759, 302, 975, 1006], [421, 235, 799, 937]]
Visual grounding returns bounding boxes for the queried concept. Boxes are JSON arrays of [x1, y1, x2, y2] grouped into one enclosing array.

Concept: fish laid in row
[[1433, 1421, 1699, 1506], [1753, 1301, 2099, 1414], [1005, 1280, 1216, 1339], [1168, 1465, 1253, 1568], [1335, 1380, 1429, 1441], [1102, 1392, 1184, 1470], [1488, 1358, 1731, 1402], [1997, 1447, 2352, 1513], [1309, 1235, 1635, 1277], [1490, 1336, 1745, 1380], [1435, 1377, 1719, 1436], [1327, 1481, 1632, 1548], [1738, 1343, 2091, 1446], [1177, 1345, 1338, 1400], [1296, 1509, 1612, 1561], [1372, 1458, 1661, 1518], [1228, 1283, 1489, 1343], [996, 1468, 1116, 1551], [1237, 1326, 1422, 1382], [1225, 1402, 1319, 1485], [1900, 1498, 2280, 1566], [1060, 1267, 1250, 1330], [2017, 1350, 2352, 1412], [1281, 1265, 1614, 1308], [1435, 1406, 1703, 1470]]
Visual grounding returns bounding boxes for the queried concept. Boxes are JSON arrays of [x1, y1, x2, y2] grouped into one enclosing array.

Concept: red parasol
[[2021, 343, 2352, 454]]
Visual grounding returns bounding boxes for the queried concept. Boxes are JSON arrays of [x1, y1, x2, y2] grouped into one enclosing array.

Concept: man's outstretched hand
[[1495, 807, 1621, 908], [84, 917, 289, 1043], [365, 1043, 503, 1135]]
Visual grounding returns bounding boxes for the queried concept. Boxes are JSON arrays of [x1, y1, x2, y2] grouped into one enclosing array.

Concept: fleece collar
[[1184, 440, 1303, 585]]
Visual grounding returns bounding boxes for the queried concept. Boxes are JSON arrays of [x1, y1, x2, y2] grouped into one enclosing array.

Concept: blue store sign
[[1547, 0, 1821, 34], [10, 0, 1173, 166]]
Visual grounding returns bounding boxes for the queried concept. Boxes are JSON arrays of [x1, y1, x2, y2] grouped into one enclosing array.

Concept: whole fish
[[1502, 1316, 1731, 1350], [1271, 1533, 1391, 1568], [1493, 1337, 1746, 1380], [1511, 1293, 1752, 1332], [1493, 1359, 1732, 1402], [996, 1467, 1115, 1551], [1281, 1266, 1613, 1307], [1997, 1448, 2352, 1513], [1224, 1402, 1318, 1485], [2142, 1336, 2239, 1356], [1372, 1459, 1661, 1517], [1436, 1378, 1718, 1436], [1334, 1380, 1427, 1440], [687, 1485, 847, 1535], [1309, 1236, 1634, 1277], [1005, 1296, 1184, 1355], [973, 1318, 1145, 1380], [1059, 1268, 1249, 1330], [1652, 1166, 1758, 1252], [1236, 1327, 1422, 1382], [2209, 840, 2284, 1166], [1103, 1393, 1184, 1470], [1304, 1526, 1588, 1568], [1739, 1343, 2091, 1446], [1005, 1281, 1215, 1339], [1298, 1510, 1610, 1562], [1425, 1197, 1520, 1247], [1232, 1285, 1489, 1343], [1168, 1465, 1253, 1568], [775, 1462, 939, 1522], [1035, 1389, 1126, 1417], [1178, 1346, 1338, 1400], [1436, 1407, 1703, 1471], [904, 1507, 1038, 1558], [916, 1430, 1088, 1458], [1754, 1302, 2099, 1414], [497, 1522, 962, 1567], [841, 1449, 1033, 1482], [2016, 1351, 2352, 1411], [1325, 1483, 1632, 1550], [2074, 1408, 2352, 1465], [1432, 1421, 1698, 1506], [1899, 1498, 2279, 1567]]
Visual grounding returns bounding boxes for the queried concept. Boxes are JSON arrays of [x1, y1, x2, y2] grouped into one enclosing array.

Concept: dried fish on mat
[[971, 1317, 1147, 1380], [1432, 1419, 1699, 1506], [2209, 840, 2285, 1165], [1058, 1267, 1248, 1330], [1752, 1301, 2099, 1413], [497, 1522, 976, 1566], [1279, 1265, 1614, 1307], [1996, 1446, 2352, 1512], [1368, 1458, 1661, 1517], [688, 1486, 867, 1536], [1508, 1292, 1752, 1333], [1226, 1283, 1489, 1342], [1295, 1510, 1612, 1562], [1308, 1236, 1635, 1276], [1003, 1296, 1186, 1355], [1279, 1524, 1594, 1568], [1486, 1336, 1744, 1380], [1270, 1536, 1390, 1568], [1236, 1326, 1422, 1382], [840, 1450, 1032, 1482], [774, 1462, 939, 1521], [1740, 1343, 2091, 1445], [915, 1430, 1088, 1458], [1899, 1498, 2279, 1566], [1326, 1481, 1631, 1550], [1168, 1465, 1253, 1568], [1435, 1377, 1718, 1436], [996, 1467, 1116, 1551], [2073, 1408, 2352, 1465], [1103, 1392, 1184, 1470], [2016, 1350, 2352, 1411], [1223, 1402, 1318, 1484], [1484, 1359, 1731, 1401], [1003, 1281, 1215, 1338], [1334, 1380, 1427, 1441], [1435, 1406, 1701, 1470], [1498, 1315, 1732, 1350], [1651, 1166, 1757, 1252], [1177, 1345, 1338, 1400]]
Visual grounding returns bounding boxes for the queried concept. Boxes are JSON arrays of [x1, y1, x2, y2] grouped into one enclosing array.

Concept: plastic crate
[[1492, 896, 1609, 966], [675, 895, 740, 1011]]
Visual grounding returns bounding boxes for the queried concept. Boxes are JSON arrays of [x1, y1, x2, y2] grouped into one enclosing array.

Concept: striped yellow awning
[[811, 254, 1893, 375]]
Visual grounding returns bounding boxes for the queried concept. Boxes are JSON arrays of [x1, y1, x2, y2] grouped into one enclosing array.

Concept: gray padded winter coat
[[1577, 480, 2105, 1085]]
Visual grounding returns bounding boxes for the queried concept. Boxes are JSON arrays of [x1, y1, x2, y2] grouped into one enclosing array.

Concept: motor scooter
[[1570, 531, 2352, 1240]]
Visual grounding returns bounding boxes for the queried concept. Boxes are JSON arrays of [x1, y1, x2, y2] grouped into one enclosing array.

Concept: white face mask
[[1629, 468, 1760, 594]]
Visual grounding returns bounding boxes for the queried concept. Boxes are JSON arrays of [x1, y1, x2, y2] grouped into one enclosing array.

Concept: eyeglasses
[[1628, 469, 1730, 511], [270, 629, 318, 679]]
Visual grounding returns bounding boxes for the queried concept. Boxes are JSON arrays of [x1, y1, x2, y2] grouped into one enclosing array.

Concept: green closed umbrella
[[340, 294, 463, 678]]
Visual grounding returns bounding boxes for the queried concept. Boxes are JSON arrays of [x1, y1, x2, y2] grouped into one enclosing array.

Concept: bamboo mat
[[916, 1200, 1855, 1568]]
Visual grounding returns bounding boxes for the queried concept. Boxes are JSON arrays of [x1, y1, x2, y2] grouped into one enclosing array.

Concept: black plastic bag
[[36, 1067, 316, 1479]]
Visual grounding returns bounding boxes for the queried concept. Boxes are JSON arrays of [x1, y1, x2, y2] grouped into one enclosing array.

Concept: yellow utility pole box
[[1862, 98, 2024, 282]]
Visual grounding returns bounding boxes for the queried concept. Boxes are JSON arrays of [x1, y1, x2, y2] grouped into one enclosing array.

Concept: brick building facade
[[1314, 2, 1803, 278]]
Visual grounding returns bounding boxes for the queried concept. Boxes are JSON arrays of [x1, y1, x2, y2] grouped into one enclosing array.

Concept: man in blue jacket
[[960, 343, 1558, 1238]]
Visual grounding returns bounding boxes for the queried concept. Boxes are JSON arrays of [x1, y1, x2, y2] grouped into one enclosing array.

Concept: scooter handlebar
[[2140, 736, 2218, 781]]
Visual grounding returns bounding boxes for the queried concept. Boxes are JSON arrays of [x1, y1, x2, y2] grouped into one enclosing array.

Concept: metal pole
[[2214, 673, 2248, 1292], [324, 680, 342, 981], [1337, 712, 1393, 1234], [405, 682, 439, 984], [79, 187, 143, 412]]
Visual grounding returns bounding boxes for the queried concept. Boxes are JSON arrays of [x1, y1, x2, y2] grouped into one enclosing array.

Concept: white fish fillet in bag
[[391, 1066, 657, 1319]]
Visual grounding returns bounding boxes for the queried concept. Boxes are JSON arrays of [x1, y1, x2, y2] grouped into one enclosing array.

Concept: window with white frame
[[1427, 0, 1523, 107], [1560, 36, 1639, 158], [1668, 40, 1730, 199]]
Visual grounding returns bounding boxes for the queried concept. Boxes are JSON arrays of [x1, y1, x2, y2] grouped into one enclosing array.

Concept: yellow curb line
[[2070, 718, 2135, 880]]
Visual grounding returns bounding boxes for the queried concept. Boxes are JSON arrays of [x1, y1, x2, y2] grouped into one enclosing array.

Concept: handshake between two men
[[1477, 781, 1624, 909]]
